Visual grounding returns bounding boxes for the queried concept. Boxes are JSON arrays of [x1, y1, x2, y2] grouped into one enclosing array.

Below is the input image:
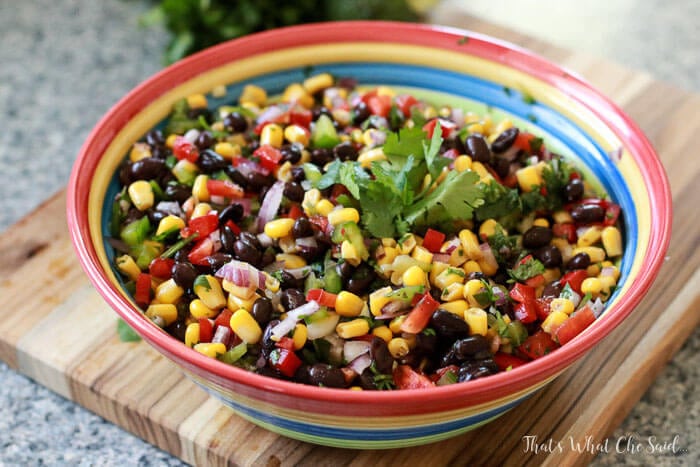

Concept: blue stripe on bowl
[[193, 380, 530, 441], [102, 61, 637, 311]]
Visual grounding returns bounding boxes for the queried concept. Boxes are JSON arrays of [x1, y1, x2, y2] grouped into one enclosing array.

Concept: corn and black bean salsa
[[111, 74, 623, 390]]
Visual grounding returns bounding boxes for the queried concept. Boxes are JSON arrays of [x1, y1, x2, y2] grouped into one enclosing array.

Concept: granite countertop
[[0, 0, 696, 465]]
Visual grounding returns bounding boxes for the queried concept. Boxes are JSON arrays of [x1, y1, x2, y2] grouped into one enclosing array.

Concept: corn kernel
[[478, 219, 501, 242], [372, 325, 393, 342], [388, 337, 410, 359], [552, 210, 573, 224], [303, 73, 334, 95], [467, 123, 485, 134], [533, 217, 550, 228], [357, 147, 386, 167], [581, 277, 603, 296], [186, 93, 208, 109], [189, 298, 217, 319], [129, 143, 152, 162], [211, 84, 226, 97], [411, 245, 433, 264], [587, 264, 601, 277], [165, 134, 178, 148], [572, 246, 606, 263], [185, 322, 200, 347], [543, 268, 561, 284], [145, 303, 178, 327], [335, 291, 365, 317], [471, 161, 493, 182], [194, 275, 226, 310], [227, 292, 260, 312], [260, 123, 284, 148], [128, 180, 154, 211], [462, 260, 482, 275], [239, 84, 267, 106], [293, 323, 308, 350], [429, 262, 450, 286], [376, 245, 398, 266], [402, 265, 427, 287], [493, 118, 514, 135], [264, 218, 295, 238], [370, 287, 393, 316], [328, 207, 360, 226], [465, 308, 488, 336], [477, 254, 499, 276], [459, 229, 483, 260], [550, 297, 575, 315], [275, 253, 307, 269], [282, 83, 314, 108], [283, 124, 310, 146], [192, 174, 210, 202], [577, 226, 602, 247], [516, 165, 543, 192], [600, 275, 618, 294], [190, 202, 212, 219], [302, 188, 321, 215], [193, 342, 226, 358], [602, 226, 623, 257], [434, 268, 465, 290], [441, 283, 464, 302], [155, 215, 185, 237], [340, 241, 359, 266], [336, 318, 370, 339], [155, 278, 184, 305], [230, 308, 262, 344], [463, 278, 487, 308], [440, 300, 468, 317], [542, 310, 569, 334], [214, 142, 240, 159], [116, 254, 141, 281], [315, 199, 335, 216], [388, 315, 407, 334], [454, 155, 472, 172], [397, 234, 417, 255]]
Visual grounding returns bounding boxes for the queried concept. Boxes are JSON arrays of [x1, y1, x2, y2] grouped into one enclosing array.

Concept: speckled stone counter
[[0, 1, 696, 465]]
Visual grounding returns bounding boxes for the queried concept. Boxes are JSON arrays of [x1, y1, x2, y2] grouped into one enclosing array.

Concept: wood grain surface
[[1, 16, 699, 467]]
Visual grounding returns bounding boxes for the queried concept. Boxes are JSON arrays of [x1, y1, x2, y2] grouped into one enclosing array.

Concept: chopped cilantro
[[509, 256, 545, 281], [446, 267, 466, 278], [369, 362, 395, 390]]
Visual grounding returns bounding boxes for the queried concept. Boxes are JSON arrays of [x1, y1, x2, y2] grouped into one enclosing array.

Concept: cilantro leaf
[[509, 256, 545, 281], [422, 121, 450, 179]]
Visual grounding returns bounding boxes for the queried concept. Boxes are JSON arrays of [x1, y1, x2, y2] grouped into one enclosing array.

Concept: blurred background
[[0, 0, 697, 465]]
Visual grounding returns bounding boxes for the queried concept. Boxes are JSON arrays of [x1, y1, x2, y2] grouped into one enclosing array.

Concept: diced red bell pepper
[[493, 352, 529, 371], [207, 179, 244, 199], [275, 336, 296, 352], [555, 305, 596, 345], [513, 302, 537, 324], [422, 228, 446, 254], [552, 223, 577, 243], [560, 269, 588, 295], [309, 215, 331, 235], [442, 148, 460, 160], [214, 309, 233, 330], [188, 237, 214, 266], [366, 94, 392, 117], [224, 219, 241, 235], [289, 106, 312, 128], [535, 297, 553, 321], [148, 257, 175, 280], [400, 293, 440, 334], [518, 330, 558, 360], [199, 318, 213, 343], [509, 282, 536, 303], [394, 94, 418, 117], [270, 348, 302, 377], [306, 289, 338, 308], [134, 273, 152, 308], [254, 144, 283, 172], [513, 131, 543, 154], [422, 118, 456, 139], [330, 184, 350, 203], [182, 212, 219, 239], [430, 365, 460, 383], [285, 204, 304, 220], [393, 365, 434, 389], [603, 203, 621, 227], [173, 136, 199, 163]]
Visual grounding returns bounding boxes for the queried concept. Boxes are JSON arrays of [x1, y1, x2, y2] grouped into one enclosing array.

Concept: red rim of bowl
[[67, 21, 672, 410]]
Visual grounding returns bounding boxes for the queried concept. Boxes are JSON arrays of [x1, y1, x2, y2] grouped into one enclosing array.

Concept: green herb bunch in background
[[142, 0, 430, 64]]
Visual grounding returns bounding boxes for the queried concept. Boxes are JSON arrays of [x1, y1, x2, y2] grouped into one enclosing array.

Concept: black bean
[[352, 101, 371, 124], [370, 337, 394, 375], [251, 297, 273, 327], [223, 167, 249, 189], [173, 249, 190, 263], [164, 183, 191, 203], [294, 364, 312, 385], [542, 281, 563, 298], [292, 217, 314, 239], [491, 127, 519, 153], [457, 361, 497, 382], [220, 225, 237, 253], [218, 203, 244, 226], [280, 289, 306, 311], [358, 368, 378, 390], [567, 252, 591, 270], [492, 157, 511, 178], [197, 149, 228, 172], [346, 266, 375, 295], [207, 252, 232, 272], [165, 321, 188, 342], [333, 141, 358, 161], [453, 336, 490, 360], [239, 232, 262, 250], [413, 331, 438, 357], [336, 261, 355, 280], [312, 107, 332, 121], [233, 240, 261, 266], [298, 244, 321, 262], [311, 148, 333, 166], [466, 271, 487, 282], [123, 207, 146, 225], [534, 245, 562, 268], [308, 363, 347, 388], [129, 158, 167, 182], [283, 182, 305, 203], [280, 144, 302, 164], [246, 172, 274, 190], [223, 112, 247, 133], [146, 129, 165, 147], [278, 271, 305, 290], [564, 178, 584, 202], [187, 107, 211, 122], [151, 146, 170, 160], [522, 226, 553, 249], [291, 166, 306, 183], [464, 134, 491, 163], [571, 204, 605, 224], [146, 209, 166, 225], [171, 262, 197, 289], [195, 131, 214, 150], [261, 320, 280, 359], [431, 310, 470, 341]]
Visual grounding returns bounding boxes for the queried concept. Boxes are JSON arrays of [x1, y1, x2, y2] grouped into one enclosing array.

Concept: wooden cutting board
[[2, 16, 699, 467]]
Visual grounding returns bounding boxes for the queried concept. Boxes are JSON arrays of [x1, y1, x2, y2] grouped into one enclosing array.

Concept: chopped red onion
[[257, 180, 285, 231], [263, 261, 286, 274], [433, 253, 451, 263], [216, 259, 267, 289], [235, 158, 270, 177], [492, 286, 507, 306], [106, 237, 131, 254], [212, 326, 231, 347], [256, 105, 286, 125], [444, 237, 461, 254], [285, 266, 311, 279], [155, 201, 184, 218], [257, 232, 274, 248], [479, 243, 499, 271], [451, 108, 464, 125], [500, 144, 521, 162], [183, 129, 200, 144], [348, 353, 372, 375], [343, 340, 371, 363], [296, 236, 317, 249], [271, 301, 320, 339], [600, 266, 616, 277], [590, 298, 605, 318]]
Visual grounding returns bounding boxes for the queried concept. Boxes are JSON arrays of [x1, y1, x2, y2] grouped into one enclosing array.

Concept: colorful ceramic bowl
[[67, 21, 671, 448]]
